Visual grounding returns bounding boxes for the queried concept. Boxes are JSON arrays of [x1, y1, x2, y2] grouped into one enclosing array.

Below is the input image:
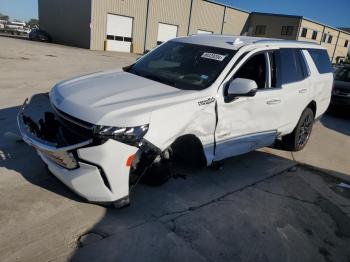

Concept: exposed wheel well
[[170, 134, 207, 168], [307, 101, 317, 117]]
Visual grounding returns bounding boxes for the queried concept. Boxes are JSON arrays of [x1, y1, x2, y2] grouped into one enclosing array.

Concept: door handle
[[299, 88, 307, 94], [266, 99, 281, 105]]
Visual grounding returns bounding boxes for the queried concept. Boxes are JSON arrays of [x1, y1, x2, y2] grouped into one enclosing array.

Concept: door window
[[232, 53, 267, 89], [278, 49, 308, 85], [307, 49, 333, 74]]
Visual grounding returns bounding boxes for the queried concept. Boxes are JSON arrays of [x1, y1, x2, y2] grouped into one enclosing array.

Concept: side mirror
[[227, 78, 258, 98]]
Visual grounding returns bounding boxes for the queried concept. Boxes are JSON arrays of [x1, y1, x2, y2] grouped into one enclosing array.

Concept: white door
[[197, 29, 213, 35], [214, 51, 283, 161], [106, 14, 133, 52], [157, 23, 178, 45]]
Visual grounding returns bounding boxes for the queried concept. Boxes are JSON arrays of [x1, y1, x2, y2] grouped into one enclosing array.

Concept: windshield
[[335, 67, 350, 82], [126, 41, 235, 90]]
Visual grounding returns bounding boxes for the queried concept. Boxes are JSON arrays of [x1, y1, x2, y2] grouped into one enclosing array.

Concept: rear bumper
[[17, 98, 138, 204]]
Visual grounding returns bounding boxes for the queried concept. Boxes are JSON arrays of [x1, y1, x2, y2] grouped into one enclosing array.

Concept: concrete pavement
[[0, 36, 349, 262]]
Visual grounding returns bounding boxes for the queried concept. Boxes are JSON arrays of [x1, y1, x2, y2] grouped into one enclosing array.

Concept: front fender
[[143, 97, 216, 165]]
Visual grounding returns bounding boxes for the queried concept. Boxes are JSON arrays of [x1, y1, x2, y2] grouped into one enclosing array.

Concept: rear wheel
[[282, 107, 314, 151]]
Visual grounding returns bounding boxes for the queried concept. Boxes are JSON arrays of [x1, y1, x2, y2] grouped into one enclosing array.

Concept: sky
[[0, 0, 349, 28]]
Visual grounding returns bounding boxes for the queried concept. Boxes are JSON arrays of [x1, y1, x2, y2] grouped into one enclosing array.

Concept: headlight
[[93, 124, 149, 147]]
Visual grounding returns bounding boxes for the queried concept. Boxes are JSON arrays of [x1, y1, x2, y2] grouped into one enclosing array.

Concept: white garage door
[[106, 14, 133, 52], [157, 23, 178, 45], [197, 29, 213, 35]]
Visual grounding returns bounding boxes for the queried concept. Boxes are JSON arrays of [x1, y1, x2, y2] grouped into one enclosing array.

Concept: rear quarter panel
[[303, 50, 333, 118]]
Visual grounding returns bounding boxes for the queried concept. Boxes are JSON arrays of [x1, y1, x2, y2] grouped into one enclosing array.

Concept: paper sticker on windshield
[[201, 52, 226, 61]]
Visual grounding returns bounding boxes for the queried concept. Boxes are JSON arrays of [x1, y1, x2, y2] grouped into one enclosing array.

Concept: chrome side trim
[[215, 130, 277, 146]]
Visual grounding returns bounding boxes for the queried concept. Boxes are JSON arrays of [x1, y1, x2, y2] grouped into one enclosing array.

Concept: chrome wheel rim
[[298, 114, 312, 147]]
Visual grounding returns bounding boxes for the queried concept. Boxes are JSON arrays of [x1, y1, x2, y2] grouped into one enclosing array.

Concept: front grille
[[52, 105, 94, 139]]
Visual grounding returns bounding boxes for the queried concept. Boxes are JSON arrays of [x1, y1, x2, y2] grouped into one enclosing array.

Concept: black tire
[[282, 107, 314, 151]]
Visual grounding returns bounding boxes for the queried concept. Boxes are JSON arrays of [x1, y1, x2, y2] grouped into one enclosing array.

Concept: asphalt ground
[[0, 36, 349, 262]]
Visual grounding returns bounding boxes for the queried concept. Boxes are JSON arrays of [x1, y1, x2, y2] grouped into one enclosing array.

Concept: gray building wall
[[145, 0, 192, 51], [188, 0, 225, 35], [222, 7, 250, 35], [38, 0, 91, 49]]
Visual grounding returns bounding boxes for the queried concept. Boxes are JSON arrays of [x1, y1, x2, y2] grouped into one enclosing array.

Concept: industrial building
[[249, 12, 350, 63], [38, 0, 350, 63]]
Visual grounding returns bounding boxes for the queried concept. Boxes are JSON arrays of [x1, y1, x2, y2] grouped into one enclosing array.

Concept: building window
[[301, 28, 307, 37], [345, 40, 348, 47], [322, 34, 327, 42], [312, 31, 318, 40], [328, 35, 333, 44], [281, 26, 294, 36], [255, 25, 266, 35]]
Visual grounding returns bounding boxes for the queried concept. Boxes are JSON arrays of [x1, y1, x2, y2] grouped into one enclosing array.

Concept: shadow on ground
[[1, 99, 350, 262], [0, 95, 83, 203], [321, 106, 350, 136]]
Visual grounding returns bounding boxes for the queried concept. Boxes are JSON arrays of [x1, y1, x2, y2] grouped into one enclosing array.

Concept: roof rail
[[253, 39, 319, 46]]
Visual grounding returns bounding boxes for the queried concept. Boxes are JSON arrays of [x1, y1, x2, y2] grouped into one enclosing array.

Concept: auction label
[[201, 52, 226, 61]]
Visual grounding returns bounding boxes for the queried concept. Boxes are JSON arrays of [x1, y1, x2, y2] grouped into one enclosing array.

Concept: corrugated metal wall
[[188, 0, 225, 34], [90, 0, 148, 53], [145, 0, 191, 51], [222, 7, 249, 35], [38, 0, 91, 48]]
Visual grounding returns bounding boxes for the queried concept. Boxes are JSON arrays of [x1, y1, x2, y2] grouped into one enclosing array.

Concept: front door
[[214, 50, 283, 161]]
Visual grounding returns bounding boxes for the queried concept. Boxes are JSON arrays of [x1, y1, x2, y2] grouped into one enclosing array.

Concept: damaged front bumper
[[17, 96, 139, 206]]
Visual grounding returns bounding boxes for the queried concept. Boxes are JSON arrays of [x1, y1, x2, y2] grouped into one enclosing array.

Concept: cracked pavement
[[1, 37, 350, 262], [71, 166, 350, 262]]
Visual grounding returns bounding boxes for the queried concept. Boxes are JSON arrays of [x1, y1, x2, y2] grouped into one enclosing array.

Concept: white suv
[[18, 35, 333, 207]]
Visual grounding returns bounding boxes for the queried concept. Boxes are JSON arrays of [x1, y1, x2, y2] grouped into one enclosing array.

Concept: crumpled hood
[[50, 69, 199, 126]]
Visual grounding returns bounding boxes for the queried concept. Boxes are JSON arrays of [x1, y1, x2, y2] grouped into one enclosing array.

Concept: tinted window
[[255, 25, 266, 35], [278, 49, 307, 85], [281, 26, 294, 36], [301, 28, 307, 37], [312, 31, 318, 40], [328, 35, 333, 44], [233, 53, 267, 89], [307, 49, 332, 74]]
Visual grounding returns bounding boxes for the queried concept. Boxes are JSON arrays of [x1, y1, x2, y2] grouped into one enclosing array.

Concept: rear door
[[275, 48, 311, 134], [106, 14, 133, 53]]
